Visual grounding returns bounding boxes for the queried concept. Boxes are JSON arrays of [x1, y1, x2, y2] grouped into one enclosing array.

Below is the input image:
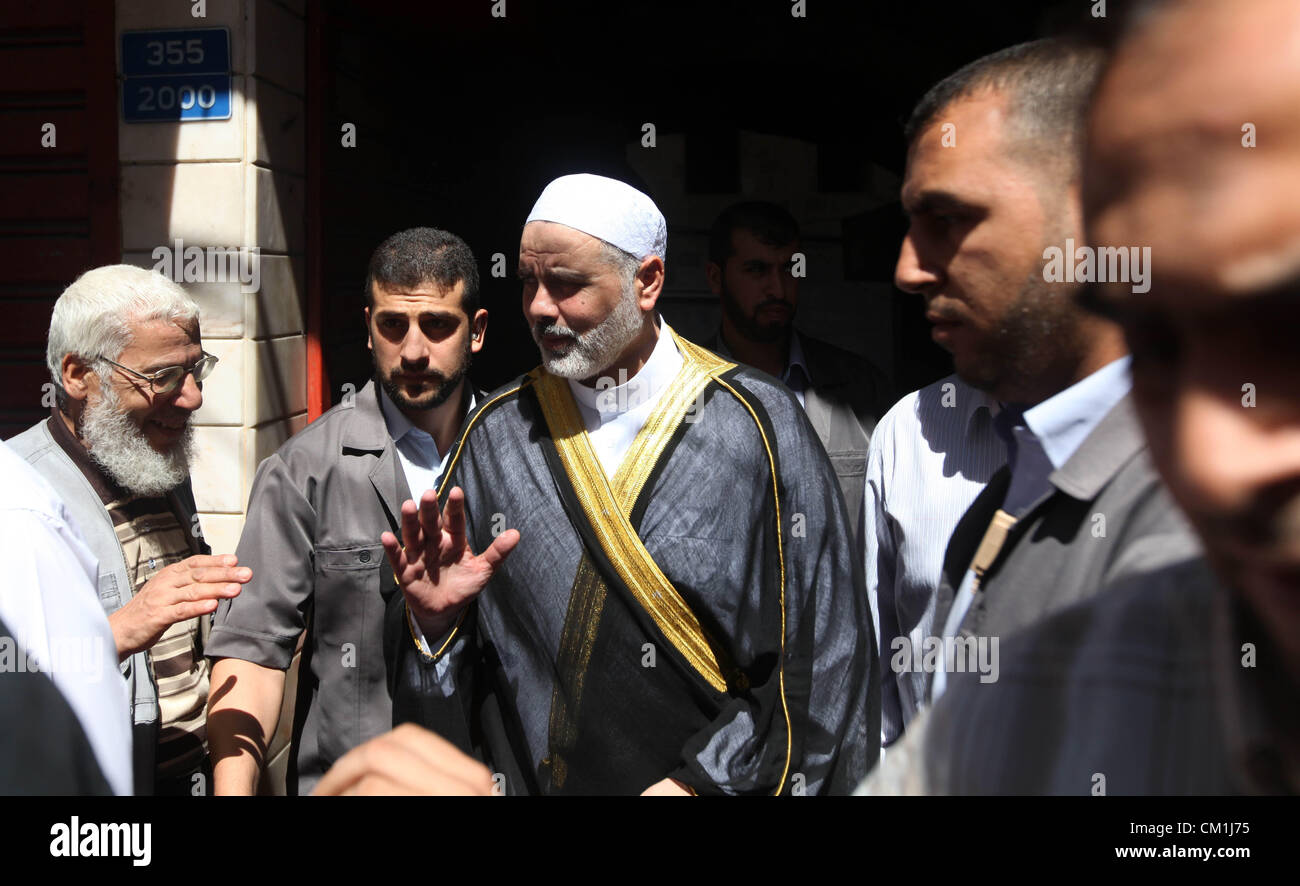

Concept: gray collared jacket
[[207, 379, 423, 795], [8, 417, 209, 795], [927, 394, 1201, 692], [861, 554, 1295, 795]]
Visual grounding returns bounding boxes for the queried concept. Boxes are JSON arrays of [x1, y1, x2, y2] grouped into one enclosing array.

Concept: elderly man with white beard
[[384, 174, 877, 795], [8, 264, 251, 796]]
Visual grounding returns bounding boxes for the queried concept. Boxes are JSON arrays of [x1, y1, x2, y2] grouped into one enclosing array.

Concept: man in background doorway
[[702, 201, 892, 533]]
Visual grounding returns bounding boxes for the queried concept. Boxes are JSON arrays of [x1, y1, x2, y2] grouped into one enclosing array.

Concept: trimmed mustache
[[149, 414, 191, 429], [393, 369, 448, 382], [533, 323, 579, 343], [925, 304, 965, 324]]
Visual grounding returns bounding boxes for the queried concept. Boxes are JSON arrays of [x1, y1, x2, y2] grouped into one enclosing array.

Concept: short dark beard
[[377, 339, 472, 412], [957, 261, 1085, 403], [719, 279, 793, 345]]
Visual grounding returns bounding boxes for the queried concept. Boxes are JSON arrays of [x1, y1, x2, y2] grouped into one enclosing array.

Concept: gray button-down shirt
[[377, 384, 474, 501], [700, 328, 891, 537]]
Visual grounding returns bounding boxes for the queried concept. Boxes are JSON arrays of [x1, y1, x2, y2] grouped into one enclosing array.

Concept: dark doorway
[[310, 0, 1085, 406], [0, 1, 119, 439]]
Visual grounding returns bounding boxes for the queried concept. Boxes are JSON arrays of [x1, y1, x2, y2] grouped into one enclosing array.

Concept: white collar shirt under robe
[[409, 329, 676, 653], [566, 318, 684, 478]]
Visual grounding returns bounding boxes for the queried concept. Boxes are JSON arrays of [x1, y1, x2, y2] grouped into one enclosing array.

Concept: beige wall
[[116, 0, 308, 555]]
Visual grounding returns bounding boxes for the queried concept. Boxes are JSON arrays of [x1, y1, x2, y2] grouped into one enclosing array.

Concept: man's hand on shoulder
[[382, 487, 520, 641], [109, 554, 250, 660], [312, 723, 494, 796]]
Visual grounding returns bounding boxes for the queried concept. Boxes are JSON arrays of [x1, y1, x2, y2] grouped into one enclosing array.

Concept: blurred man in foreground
[[860, 0, 1300, 794]]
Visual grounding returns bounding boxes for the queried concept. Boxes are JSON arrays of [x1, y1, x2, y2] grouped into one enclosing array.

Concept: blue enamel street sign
[[121, 28, 232, 123], [122, 28, 229, 76], [123, 74, 232, 122]]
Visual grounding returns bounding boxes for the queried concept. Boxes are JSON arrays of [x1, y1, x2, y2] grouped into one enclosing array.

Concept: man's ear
[[470, 309, 488, 353], [1062, 179, 1085, 242], [705, 261, 723, 297], [636, 256, 666, 312], [60, 353, 95, 404], [364, 306, 373, 351]]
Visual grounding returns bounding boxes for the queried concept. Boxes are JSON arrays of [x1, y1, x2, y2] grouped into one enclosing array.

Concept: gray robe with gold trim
[[388, 336, 878, 795]]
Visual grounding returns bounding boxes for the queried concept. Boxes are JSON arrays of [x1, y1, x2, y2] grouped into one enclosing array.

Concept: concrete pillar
[[116, 0, 307, 555], [115, 0, 309, 795]]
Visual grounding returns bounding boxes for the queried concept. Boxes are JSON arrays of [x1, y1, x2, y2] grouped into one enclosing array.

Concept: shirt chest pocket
[[96, 569, 122, 613], [310, 542, 388, 756], [312, 543, 388, 648]]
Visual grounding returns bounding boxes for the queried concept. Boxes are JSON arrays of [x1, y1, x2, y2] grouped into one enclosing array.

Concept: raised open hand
[[380, 486, 520, 641]]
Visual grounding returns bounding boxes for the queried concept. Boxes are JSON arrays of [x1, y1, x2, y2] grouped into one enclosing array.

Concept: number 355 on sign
[[120, 28, 232, 123]]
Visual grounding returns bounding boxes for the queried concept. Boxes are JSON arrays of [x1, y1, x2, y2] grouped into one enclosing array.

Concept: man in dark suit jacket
[[701, 201, 892, 534], [885, 38, 1199, 708]]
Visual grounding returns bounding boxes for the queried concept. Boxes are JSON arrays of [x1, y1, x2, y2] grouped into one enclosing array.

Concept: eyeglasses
[[96, 352, 219, 394]]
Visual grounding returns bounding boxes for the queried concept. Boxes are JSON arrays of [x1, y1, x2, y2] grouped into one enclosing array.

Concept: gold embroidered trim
[[404, 333, 793, 796], [543, 554, 608, 790], [709, 374, 792, 796], [531, 329, 732, 692], [606, 333, 729, 513], [404, 596, 468, 660], [405, 383, 529, 662]]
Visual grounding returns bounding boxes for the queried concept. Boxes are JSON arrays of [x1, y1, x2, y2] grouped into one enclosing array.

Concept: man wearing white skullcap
[[383, 173, 879, 795]]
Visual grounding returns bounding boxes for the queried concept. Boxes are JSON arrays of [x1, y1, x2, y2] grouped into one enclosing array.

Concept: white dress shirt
[[384, 385, 481, 656], [0, 441, 133, 795], [861, 374, 1005, 746], [567, 319, 684, 478]]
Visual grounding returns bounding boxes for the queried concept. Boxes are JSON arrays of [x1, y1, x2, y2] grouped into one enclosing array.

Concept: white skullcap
[[525, 173, 667, 261]]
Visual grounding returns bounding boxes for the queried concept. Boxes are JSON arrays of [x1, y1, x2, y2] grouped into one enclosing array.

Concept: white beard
[[536, 286, 646, 381], [80, 383, 194, 498]]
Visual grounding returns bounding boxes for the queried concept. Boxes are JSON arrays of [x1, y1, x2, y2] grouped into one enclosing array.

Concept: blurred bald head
[[1085, 0, 1300, 676], [1086, 0, 1300, 302]]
